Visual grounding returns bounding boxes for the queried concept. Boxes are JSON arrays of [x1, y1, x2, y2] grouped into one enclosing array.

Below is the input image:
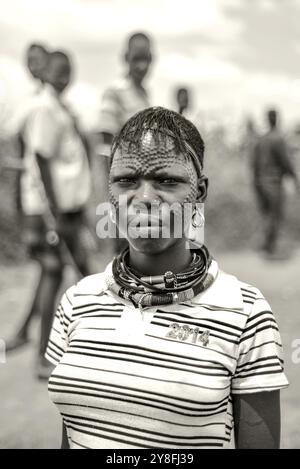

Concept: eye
[[114, 177, 137, 186], [161, 179, 177, 184], [157, 177, 181, 185]]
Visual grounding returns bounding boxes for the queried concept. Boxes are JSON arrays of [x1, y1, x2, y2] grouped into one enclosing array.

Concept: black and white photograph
[[0, 0, 299, 450]]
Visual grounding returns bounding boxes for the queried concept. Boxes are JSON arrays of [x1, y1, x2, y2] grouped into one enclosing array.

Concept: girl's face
[[109, 133, 207, 254]]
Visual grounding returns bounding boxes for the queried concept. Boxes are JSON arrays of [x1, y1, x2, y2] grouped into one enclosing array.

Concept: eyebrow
[[110, 169, 189, 182]]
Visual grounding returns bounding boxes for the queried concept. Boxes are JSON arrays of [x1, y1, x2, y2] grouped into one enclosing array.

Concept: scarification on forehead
[[109, 132, 198, 205], [112, 132, 177, 173]]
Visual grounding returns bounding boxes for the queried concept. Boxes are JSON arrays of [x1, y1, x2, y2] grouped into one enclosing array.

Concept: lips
[[128, 215, 162, 228]]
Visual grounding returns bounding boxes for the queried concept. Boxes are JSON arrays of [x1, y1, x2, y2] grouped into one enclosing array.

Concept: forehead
[[113, 132, 178, 161], [111, 133, 195, 176], [128, 38, 151, 58], [28, 48, 46, 60]]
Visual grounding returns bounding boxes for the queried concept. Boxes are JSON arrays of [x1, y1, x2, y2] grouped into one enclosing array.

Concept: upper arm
[[231, 287, 288, 448], [233, 390, 281, 449], [61, 422, 70, 449]]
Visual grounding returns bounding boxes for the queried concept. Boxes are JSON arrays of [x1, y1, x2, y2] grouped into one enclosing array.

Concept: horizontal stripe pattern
[[46, 271, 288, 449]]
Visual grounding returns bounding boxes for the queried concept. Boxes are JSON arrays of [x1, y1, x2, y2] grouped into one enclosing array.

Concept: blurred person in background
[[252, 109, 299, 255], [5, 43, 50, 352], [98, 32, 153, 155], [6, 50, 92, 379], [97, 32, 153, 254], [176, 87, 190, 116], [13, 43, 50, 212]]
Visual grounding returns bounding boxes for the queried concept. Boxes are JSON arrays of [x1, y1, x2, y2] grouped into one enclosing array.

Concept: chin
[[127, 236, 177, 255], [30, 71, 39, 79]]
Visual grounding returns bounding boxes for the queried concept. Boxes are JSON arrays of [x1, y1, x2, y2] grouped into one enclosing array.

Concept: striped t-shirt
[[46, 262, 289, 449]]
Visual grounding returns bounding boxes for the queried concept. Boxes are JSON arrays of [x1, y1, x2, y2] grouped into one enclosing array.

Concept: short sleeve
[[45, 286, 75, 366], [98, 88, 122, 136], [28, 106, 61, 159], [232, 290, 289, 394]]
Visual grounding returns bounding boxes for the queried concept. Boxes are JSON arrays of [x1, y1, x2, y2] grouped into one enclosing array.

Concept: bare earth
[[0, 249, 299, 449]]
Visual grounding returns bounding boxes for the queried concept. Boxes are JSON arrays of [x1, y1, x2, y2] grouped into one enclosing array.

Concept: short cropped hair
[[111, 106, 205, 170], [27, 43, 48, 55]]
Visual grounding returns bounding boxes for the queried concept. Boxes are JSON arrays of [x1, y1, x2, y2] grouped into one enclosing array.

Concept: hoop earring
[[191, 208, 205, 228], [109, 207, 116, 224]]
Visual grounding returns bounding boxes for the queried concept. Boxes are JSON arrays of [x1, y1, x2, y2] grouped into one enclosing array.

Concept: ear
[[124, 51, 129, 63], [196, 175, 208, 203]]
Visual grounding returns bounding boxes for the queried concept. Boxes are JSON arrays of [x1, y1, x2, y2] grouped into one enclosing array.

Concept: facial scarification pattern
[[109, 131, 198, 208]]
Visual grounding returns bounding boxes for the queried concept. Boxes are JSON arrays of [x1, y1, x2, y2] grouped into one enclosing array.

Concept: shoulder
[[74, 271, 108, 295], [61, 268, 111, 309], [198, 269, 272, 322], [67, 271, 108, 297], [215, 270, 270, 312], [237, 280, 271, 312], [236, 279, 264, 302], [234, 279, 276, 338], [102, 78, 129, 98], [198, 269, 245, 310], [111, 77, 130, 92], [33, 87, 57, 113], [263, 131, 284, 147]]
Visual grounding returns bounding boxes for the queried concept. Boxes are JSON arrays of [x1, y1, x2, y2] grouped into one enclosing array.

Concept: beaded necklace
[[106, 245, 218, 310]]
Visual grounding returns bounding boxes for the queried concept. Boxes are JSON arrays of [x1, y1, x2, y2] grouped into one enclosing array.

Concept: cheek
[[109, 183, 131, 215], [183, 169, 198, 204], [108, 183, 117, 207]]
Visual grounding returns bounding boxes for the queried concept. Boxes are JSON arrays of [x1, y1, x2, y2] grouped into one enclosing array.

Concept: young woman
[[46, 107, 288, 449]]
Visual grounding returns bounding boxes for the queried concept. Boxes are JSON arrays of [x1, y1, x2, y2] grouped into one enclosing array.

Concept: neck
[[48, 83, 63, 96], [129, 73, 143, 89], [128, 239, 193, 276]]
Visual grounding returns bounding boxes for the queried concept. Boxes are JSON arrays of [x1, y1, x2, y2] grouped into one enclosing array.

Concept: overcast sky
[[1, 0, 300, 131]]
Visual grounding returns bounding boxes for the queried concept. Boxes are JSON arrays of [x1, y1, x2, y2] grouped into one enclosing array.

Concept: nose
[[133, 180, 159, 208]]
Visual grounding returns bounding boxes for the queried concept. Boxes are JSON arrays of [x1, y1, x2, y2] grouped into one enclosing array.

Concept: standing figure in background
[[6, 51, 92, 379], [14, 43, 50, 214], [6, 43, 50, 353], [176, 87, 190, 116], [97, 32, 153, 253], [253, 109, 298, 255], [99, 32, 153, 155], [241, 118, 259, 162]]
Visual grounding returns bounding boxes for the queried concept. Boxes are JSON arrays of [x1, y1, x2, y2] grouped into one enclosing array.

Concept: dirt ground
[[0, 249, 299, 449]]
